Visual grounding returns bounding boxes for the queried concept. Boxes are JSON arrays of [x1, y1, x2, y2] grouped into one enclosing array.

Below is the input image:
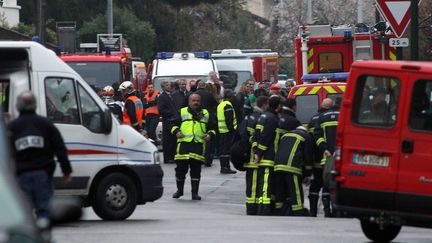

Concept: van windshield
[[219, 71, 252, 92], [66, 62, 122, 92], [296, 95, 319, 124], [153, 76, 208, 92]]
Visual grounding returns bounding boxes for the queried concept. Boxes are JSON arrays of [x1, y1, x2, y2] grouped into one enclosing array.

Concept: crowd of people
[[97, 72, 338, 216]]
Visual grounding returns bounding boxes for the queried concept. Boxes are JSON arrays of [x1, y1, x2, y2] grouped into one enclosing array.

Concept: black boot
[[191, 179, 201, 200], [322, 195, 332, 217], [220, 157, 236, 174], [172, 179, 184, 199], [308, 194, 319, 217]]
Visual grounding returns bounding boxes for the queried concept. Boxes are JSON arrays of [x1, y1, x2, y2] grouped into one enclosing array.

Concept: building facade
[[0, 0, 21, 27]]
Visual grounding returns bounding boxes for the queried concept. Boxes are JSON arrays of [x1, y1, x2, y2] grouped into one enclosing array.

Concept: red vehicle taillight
[[334, 138, 342, 172]]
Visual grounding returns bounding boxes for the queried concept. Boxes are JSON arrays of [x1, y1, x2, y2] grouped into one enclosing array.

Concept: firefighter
[[217, 89, 237, 174], [243, 96, 268, 215], [274, 126, 313, 216], [313, 97, 339, 217], [143, 83, 159, 142], [275, 98, 301, 152], [100, 85, 123, 123], [118, 81, 143, 132], [307, 102, 329, 217], [171, 93, 216, 200], [254, 95, 282, 215]]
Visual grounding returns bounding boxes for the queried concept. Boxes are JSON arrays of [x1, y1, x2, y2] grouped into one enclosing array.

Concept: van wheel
[[360, 220, 401, 242], [92, 173, 137, 220]]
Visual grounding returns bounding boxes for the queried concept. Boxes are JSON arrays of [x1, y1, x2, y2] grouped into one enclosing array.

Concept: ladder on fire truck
[[352, 28, 373, 61]]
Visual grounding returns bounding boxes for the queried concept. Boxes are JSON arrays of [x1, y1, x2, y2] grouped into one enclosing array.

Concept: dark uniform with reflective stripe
[[308, 108, 326, 217], [313, 107, 339, 217], [275, 107, 301, 153], [254, 107, 278, 215], [171, 107, 216, 199], [274, 128, 313, 216], [243, 107, 263, 215]]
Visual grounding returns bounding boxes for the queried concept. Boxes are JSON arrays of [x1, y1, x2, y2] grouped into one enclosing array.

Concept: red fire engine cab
[[60, 34, 133, 92], [294, 24, 397, 85], [241, 49, 279, 83]]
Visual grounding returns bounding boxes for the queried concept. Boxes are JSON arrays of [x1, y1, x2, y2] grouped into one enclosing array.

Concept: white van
[[0, 41, 163, 220], [211, 49, 254, 92], [151, 52, 218, 92]]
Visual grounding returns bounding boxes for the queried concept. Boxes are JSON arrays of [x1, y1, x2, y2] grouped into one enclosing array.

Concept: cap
[[270, 84, 281, 91]]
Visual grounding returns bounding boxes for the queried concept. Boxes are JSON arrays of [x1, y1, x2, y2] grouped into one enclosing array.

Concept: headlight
[[153, 151, 160, 165]]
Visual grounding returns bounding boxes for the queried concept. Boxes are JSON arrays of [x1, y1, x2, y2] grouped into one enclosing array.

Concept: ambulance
[[333, 60, 432, 242], [0, 41, 163, 220]]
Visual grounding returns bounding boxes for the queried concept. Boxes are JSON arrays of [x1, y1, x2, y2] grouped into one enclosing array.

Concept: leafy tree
[[78, 7, 156, 62]]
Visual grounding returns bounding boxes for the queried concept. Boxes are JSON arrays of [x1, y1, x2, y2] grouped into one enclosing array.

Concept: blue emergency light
[[157, 52, 174, 59], [301, 72, 349, 83], [194, 51, 211, 59]]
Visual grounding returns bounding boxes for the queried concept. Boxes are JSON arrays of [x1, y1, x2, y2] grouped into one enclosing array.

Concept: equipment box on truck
[[333, 60, 432, 242], [0, 41, 163, 220]]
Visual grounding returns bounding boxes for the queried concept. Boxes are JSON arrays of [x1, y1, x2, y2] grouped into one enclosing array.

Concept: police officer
[[171, 94, 216, 200], [8, 91, 72, 220], [243, 96, 268, 215], [313, 98, 339, 217], [143, 83, 160, 142], [217, 89, 237, 174], [100, 85, 123, 123], [254, 95, 282, 215], [118, 81, 143, 132], [157, 81, 179, 164]]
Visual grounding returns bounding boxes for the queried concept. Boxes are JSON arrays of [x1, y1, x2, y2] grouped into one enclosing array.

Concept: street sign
[[389, 37, 409, 47], [375, 0, 422, 37]]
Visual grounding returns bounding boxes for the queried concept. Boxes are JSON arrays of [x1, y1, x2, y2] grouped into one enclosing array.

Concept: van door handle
[[402, 140, 414, 154]]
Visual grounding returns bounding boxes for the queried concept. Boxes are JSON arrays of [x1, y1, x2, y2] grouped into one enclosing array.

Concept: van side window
[[352, 75, 400, 127], [78, 84, 104, 133], [0, 79, 10, 113], [45, 78, 80, 124], [319, 52, 343, 73], [409, 80, 432, 131]]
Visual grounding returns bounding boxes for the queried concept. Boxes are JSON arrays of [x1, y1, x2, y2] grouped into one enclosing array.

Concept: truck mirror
[[103, 109, 113, 134]]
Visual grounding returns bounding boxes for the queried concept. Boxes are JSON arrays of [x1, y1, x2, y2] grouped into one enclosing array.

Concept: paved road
[[52, 161, 432, 243]]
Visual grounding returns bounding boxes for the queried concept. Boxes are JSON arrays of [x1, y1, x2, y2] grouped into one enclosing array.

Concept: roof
[[0, 41, 78, 73], [60, 53, 122, 62], [352, 60, 432, 73]]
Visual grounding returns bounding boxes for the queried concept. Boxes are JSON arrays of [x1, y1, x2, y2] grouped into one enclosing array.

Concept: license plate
[[352, 153, 389, 167]]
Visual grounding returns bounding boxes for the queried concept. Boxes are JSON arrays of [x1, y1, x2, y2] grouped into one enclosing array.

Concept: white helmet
[[118, 81, 135, 94], [101, 85, 114, 97]]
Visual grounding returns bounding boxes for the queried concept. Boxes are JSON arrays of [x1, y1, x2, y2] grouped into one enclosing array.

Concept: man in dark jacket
[[275, 98, 301, 152], [172, 79, 188, 110], [253, 96, 281, 215], [157, 81, 179, 164], [8, 91, 72, 220], [195, 81, 219, 166]]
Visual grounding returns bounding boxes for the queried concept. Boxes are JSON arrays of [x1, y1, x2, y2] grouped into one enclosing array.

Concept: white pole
[[307, 0, 313, 24], [357, 0, 364, 23], [107, 0, 113, 35]]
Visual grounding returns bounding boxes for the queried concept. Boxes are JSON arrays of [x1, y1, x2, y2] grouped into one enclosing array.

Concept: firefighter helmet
[[118, 81, 135, 94], [101, 85, 115, 97]]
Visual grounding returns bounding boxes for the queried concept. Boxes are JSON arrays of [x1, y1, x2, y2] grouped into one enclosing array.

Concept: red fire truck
[[60, 34, 133, 92], [294, 24, 397, 84], [234, 49, 279, 83]]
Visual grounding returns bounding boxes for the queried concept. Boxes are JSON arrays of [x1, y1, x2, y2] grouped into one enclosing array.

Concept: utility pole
[[410, 0, 419, 60], [306, 0, 313, 24], [357, 0, 364, 23], [107, 0, 113, 35], [36, 0, 46, 44]]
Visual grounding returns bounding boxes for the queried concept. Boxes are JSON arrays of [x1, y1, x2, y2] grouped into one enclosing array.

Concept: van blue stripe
[[70, 159, 152, 163], [65, 142, 152, 154]]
